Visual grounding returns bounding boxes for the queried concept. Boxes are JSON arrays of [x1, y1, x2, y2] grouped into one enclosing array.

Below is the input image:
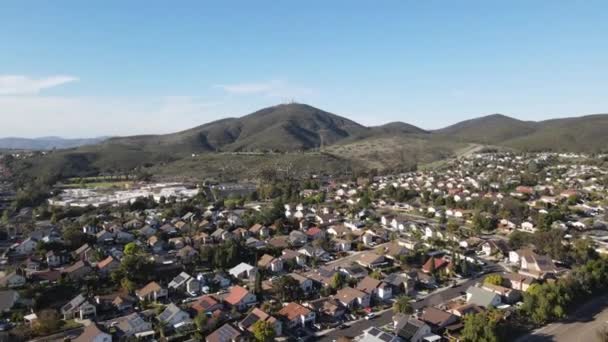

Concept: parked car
[[365, 313, 377, 320]]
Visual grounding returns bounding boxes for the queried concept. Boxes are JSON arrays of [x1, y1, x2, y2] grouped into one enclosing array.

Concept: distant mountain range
[[0, 136, 108, 150], [6, 103, 608, 181]]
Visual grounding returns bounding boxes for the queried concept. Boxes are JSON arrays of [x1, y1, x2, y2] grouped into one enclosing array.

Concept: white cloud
[[214, 79, 314, 99], [0, 95, 225, 138], [0, 75, 79, 95]]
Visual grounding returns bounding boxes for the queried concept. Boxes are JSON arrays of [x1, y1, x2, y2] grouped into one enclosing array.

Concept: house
[[206, 323, 243, 342], [224, 285, 257, 311], [147, 235, 165, 252], [333, 238, 352, 252], [0, 290, 19, 312], [362, 232, 375, 246], [186, 277, 201, 295], [136, 281, 168, 302], [288, 273, 314, 293], [177, 245, 199, 263], [298, 245, 329, 260], [385, 243, 411, 261], [258, 254, 284, 273], [305, 227, 325, 240], [73, 323, 111, 342], [228, 262, 256, 280], [116, 231, 135, 243], [419, 307, 459, 332], [169, 272, 192, 290], [97, 256, 120, 276], [335, 287, 371, 309], [245, 237, 266, 249], [339, 264, 369, 279], [15, 237, 37, 255], [503, 272, 535, 292], [281, 249, 307, 266], [95, 293, 135, 312], [96, 229, 115, 243], [249, 224, 270, 238], [157, 303, 193, 328], [138, 225, 157, 238], [304, 297, 346, 320], [232, 228, 250, 240], [355, 252, 386, 269], [394, 314, 433, 342], [278, 302, 316, 329], [168, 236, 189, 249], [191, 295, 223, 314], [61, 294, 97, 320], [384, 272, 416, 296], [520, 221, 536, 233], [46, 250, 68, 267], [482, 283, 522, 304], [361, 327, 401, 342], [62, 260, 92, 281], [327, 225, 349, 237], [481, 239, 510, 257], [159, 223, 178, 235], [356, 276, 393, 300], [0, 271, 26, 288], [422, 256, 451, 275], [239, 308, 282, 336], [73, 243, 95, 262], [113, 312, 153, 337], [289, 230, 308, 246], [466, 286, 501, 308], [509, 248, 558, 279]]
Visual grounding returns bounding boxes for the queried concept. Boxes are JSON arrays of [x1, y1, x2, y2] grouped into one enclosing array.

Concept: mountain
[[369, 122, 428, 135], [436, 113, 608, 152], [103, 103, 378, 153], [7, 104, 608, 183], [0, 136, 108, 150], [435, 114, 538, 144], [503, 114, 608, 152]]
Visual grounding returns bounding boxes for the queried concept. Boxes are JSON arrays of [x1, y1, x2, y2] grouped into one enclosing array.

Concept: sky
[[1, 0, 607, 138]]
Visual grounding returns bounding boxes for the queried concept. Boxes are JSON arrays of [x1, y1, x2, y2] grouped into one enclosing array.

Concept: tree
[[121, 277, 136, 292], [272, 276, 303, 301], [393, 295, 413, 315], [120, 254, 154, 283], [34, 309, 62, 335], [461, 310, 501, 342], [370, 270, 382, 280], [194, 311, 209, 332], [484, 274, 503, 286], [330, 272, 346, 290], [254, 271, 262, 295], [123, 242, 142, 256], [252, 320, 276, 342], [1, 210, 10, 225]]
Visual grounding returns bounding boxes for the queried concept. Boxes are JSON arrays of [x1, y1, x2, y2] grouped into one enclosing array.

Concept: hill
[[435, 114, 538, 144], [503, 114, 608, 152], [103, 103, 372, 154], [0, 136, 108, 150], [7, 104, 608, 183]]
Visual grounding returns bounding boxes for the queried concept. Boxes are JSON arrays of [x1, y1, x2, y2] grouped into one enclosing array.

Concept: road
[[516, 295, 608, 342], [317, 263, 503, 342]]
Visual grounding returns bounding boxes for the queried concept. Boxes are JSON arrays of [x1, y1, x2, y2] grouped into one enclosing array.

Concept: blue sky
[[1, 1, 607, 137]]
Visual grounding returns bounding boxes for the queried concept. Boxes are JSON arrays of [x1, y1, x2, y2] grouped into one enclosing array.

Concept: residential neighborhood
[[0, 151, 608, 341]]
